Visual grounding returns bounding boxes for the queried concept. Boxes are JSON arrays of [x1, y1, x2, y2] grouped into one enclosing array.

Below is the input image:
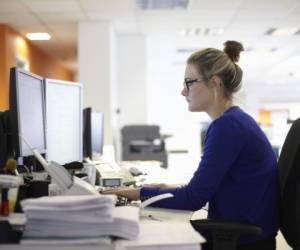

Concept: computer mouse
[[129, 167, 143, 176]]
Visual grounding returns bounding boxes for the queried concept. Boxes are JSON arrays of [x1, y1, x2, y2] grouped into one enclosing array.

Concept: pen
[[148, 214, 162, 222]]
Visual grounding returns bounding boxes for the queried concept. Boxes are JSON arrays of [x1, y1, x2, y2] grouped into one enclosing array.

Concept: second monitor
[[45, 79, 83, 165]]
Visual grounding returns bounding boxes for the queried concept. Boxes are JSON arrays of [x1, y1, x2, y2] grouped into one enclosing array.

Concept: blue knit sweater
[[140, 106, 279, 243]]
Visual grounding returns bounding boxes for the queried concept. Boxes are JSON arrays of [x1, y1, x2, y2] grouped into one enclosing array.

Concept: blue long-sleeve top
[[140, 106, 279, 243]]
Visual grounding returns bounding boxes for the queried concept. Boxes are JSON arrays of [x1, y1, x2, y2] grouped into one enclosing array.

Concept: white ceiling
[[0, 0, 300, 83]]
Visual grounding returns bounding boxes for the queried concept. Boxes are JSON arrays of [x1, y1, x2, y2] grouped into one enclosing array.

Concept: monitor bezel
[[9, 67, 47, 157]]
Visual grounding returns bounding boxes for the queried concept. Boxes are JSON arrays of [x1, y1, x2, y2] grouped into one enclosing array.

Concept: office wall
[[117, 35, 147, 126], [0, 24, 74, 111], [146, 35, 207, 174], [0, 25, 6, 111]]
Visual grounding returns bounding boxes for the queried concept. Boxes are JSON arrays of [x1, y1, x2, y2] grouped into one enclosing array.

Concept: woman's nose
[[181, 87, 187, 96]]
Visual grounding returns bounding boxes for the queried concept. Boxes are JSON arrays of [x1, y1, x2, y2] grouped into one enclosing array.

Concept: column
[[78, 21, 117, 145]]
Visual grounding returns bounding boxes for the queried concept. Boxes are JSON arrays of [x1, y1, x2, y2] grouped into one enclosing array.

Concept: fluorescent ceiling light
[[26, 33, 51, 41], [180, 27, 224, 36], [136, 0, 189, 10], [210, 27, 224, 36], [266, 27, 299, 36], [179, 29, 188, 36]]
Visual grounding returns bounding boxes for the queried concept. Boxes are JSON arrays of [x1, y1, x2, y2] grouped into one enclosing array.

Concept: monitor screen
[[9, 67, 46, 157], [91, 110, 104, 158], [45, 79, 83, 164], [83, 107, 104, 160]]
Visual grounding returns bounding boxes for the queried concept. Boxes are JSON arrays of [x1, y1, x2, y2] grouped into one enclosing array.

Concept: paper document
[[140, 193, 174, 209]]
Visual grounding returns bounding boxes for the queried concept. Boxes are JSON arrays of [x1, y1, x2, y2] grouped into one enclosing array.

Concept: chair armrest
[[190, 219, 262, 236], [161, 134, 173, 140]]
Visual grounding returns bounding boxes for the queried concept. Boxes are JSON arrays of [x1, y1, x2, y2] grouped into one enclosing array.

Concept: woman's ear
[[210, 75, 223, 88]]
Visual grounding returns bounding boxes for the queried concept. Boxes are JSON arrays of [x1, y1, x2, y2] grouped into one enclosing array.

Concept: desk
[[118, 207, 205, 250], [2, 208, 205, 250]]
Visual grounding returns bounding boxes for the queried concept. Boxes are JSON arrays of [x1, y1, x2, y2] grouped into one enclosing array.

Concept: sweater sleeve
[[140, 116, 244, 211]]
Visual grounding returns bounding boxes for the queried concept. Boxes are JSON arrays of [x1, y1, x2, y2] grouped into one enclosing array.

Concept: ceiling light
[[136, 0, 189, 10], [177, 48, 197, 53], [26, 33, 51, 41], [179, 27, 224, 36], [179, 29, 188, 36], [265, 27, 300, 36], [210, 27, 224, 36]]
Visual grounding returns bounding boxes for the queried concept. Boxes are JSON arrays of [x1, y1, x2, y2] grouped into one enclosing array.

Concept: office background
[[1, 0, 300, 184], [1, 0, 300, 248], [1, 0, 300, 173]]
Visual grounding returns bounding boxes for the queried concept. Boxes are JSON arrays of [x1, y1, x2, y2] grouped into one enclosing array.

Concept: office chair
[[190, 217, 261, 250], [121, 125, 168, 168], [278, 118, 300, 249]]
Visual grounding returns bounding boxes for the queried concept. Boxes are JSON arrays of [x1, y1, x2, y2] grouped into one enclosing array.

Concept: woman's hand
[[101, 187, 141, 201]]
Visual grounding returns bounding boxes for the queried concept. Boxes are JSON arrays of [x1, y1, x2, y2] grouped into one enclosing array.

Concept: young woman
[[102, 41, 279, 250]]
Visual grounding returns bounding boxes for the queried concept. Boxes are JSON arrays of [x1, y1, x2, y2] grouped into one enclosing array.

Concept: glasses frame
[[184, 78, 207, 91]]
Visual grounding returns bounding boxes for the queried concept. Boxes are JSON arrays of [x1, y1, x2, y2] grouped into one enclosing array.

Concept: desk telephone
[[94, 163, 136, 187]]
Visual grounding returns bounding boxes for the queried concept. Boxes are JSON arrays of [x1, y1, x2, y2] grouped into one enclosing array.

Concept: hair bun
[[223, 41, 244, 63]]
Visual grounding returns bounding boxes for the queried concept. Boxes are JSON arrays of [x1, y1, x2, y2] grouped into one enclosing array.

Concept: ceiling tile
[[240, 0, 299, 10], [0, 0, 28, 13], [0, 12, 41, 28], [79, 0, 136, 12], [22, 0, 82, 12], [284, 5, 300, 26], [189, 0, 242, 9], [37, 12, 85, 23], [234, 9, 288, 21], [86, 11, 135, 21]]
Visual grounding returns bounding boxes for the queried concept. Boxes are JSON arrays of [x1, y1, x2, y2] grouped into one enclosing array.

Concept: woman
[[103, 41, 279, 250]]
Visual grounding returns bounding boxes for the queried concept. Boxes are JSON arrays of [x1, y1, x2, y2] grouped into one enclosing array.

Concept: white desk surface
[[118, 207, 205, 250], [2, 208, 204, 250]]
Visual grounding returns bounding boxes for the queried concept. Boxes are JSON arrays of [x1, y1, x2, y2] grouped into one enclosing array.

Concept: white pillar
[[117, 34, 147, 127], [78, 21, 117, 145]]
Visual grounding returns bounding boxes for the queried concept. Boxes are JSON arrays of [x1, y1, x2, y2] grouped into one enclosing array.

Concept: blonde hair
[[187, 41, 244, 98]]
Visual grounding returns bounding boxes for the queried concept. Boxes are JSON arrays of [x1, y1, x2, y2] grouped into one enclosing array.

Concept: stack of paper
[[21, 195, 115, 223], [21, 195, 140, 243]]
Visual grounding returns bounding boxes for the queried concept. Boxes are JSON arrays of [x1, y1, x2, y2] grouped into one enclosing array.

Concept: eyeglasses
[[184, 78, 206, 91]]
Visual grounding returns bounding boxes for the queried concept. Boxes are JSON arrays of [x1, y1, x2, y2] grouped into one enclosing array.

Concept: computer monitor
[[9, 67, 46, 157], [45, 79, 83, 164], [83, 107, 104, 161]]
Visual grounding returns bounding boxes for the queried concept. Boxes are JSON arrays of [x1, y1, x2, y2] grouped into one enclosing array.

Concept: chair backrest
[[121, 125, 160, 141], [278, 118, 300, 248], [120, 125, 168, 167]]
